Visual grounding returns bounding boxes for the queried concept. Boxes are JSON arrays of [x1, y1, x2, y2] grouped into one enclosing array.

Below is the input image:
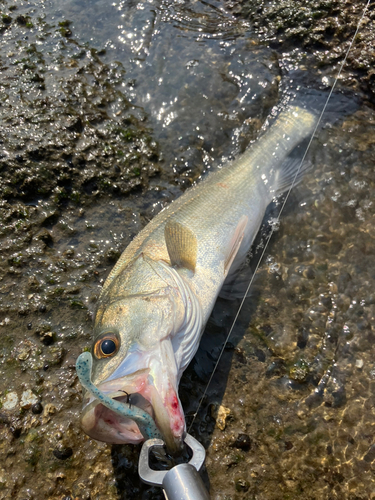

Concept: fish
[[78, 105, 317, 453]]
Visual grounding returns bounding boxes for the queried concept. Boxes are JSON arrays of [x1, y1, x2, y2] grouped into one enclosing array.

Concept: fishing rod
[[137, 1, 371, 498]]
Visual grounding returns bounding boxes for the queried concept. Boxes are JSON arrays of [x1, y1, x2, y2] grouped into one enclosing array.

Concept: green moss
[[58, 20, 72, 36], [25, 444, 41, 467], [8, 253, 24, 267], [122, 129, 134, 141], [25, 429, 41, 443], [70, 299, 86, 309], [58, 20, 71, 28], [70, 190, 81, 203], [2, 14, 12, 24], [59, 26, 72, 37]]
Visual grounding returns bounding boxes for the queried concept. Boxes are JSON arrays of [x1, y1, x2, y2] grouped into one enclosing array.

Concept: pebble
[[53, 445, 73, 460], [20, 390, 38, 409], [235, 478, 250, 492], [31, 402, 43, 414], [233, 433, 252, 451], [2, 392, 18, 410], [18, 349, 30, 361], [211, 404, 231, 431], [43, 403, 57, 416]]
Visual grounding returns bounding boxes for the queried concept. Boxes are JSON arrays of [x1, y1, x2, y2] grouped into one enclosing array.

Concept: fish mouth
[[80, 370, 186, 453], [81, 391, 152, 445]]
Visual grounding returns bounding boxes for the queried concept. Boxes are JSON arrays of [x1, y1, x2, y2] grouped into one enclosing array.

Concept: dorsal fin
[[164, 220, 197, 272]]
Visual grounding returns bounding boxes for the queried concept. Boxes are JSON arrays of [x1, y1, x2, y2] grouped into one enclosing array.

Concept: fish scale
[[103, 106, 316, 318]]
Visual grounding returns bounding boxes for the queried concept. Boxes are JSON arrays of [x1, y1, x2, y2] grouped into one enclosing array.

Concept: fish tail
[[263, 105, 317, 197], [270, 87, 360, 197], [272, 151, 311, 196]]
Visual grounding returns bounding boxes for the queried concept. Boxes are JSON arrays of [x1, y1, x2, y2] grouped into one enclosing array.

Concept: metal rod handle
[[162, 463, 210, 500]]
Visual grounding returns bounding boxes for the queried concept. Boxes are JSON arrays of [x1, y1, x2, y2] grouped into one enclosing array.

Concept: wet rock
[[0, 473, 6, 489], [45, 347, 64, 366], [266, 358, 285, 378], [319, 293, 332, 309], [337, 272, 352, 293], [226, 0, 375, 100], [41, 331, 54, 346], [105, 247, 121, 263], [28, 276, 41, 291], [302, 266, 316, 280], [252, 347, 265, 362], [35, 228, 53, 245], [363, 444, 375, 463]]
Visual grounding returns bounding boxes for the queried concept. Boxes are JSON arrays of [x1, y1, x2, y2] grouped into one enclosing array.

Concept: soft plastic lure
[[76, 351, 162, 440]]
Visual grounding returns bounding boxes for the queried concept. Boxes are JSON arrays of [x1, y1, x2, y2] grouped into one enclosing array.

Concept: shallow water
[[0, 0, 374, 499], [48, 0, 282, 173]]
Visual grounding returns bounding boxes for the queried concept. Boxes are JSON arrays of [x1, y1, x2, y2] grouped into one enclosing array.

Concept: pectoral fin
[[224, 215, 248, 276], [164, 220, 197, 272]]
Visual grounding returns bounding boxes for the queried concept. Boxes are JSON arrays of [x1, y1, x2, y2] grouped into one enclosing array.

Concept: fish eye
[[93, 331, 120, 359]]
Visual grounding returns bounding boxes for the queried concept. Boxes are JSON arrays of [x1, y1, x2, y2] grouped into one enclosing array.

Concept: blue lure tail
[[76, 351, 162, 440]]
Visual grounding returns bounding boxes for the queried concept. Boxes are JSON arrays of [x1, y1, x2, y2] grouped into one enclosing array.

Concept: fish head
[[81, 265, 188, 453]]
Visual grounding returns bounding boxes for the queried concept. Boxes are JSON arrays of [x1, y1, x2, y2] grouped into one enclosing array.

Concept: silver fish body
[[80, 106, 317, 452]]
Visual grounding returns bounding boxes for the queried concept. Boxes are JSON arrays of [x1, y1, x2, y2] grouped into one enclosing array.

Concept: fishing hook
[[119, 390, 132, 408]]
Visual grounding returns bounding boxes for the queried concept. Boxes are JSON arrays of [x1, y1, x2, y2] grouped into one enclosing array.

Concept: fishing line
[[188, 0, 371, 433]]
